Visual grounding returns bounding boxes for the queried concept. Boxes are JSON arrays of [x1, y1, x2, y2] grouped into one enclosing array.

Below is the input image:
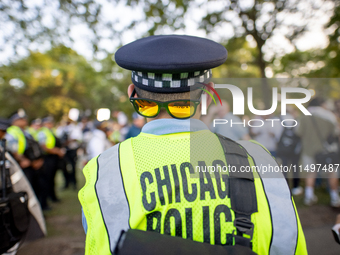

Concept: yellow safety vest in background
[[39, 127, 56, 149], [6, 125, 26, 155], [79, 129, 307, 255], [26, 127, 39, 141]]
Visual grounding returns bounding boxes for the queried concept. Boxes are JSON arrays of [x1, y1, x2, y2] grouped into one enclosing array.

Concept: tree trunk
[[257, 42, 271, 110]]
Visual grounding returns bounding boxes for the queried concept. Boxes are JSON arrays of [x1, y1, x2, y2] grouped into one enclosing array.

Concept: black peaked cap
[[115, 35, 228, 73], [0, 118, 10, 131]]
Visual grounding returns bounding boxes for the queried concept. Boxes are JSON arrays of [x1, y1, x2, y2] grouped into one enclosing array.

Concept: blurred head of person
[[211, 100, 229, 118], [42, 116, 55, 129], [0, 118, 10, 139], [66, 117, 75, 125], [81, 116, 89, 124], [30, 118, 42, 130], [10, 109, 28, 129], [132, 113, 146, 128], [94, 120, 109, 134], [308, 97, 326, 108], [112, 122, 121, 131], [117, 111, 128, 126]]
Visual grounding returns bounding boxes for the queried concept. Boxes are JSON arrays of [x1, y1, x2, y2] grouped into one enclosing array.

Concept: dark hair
[[308, 97, 325, 107], [134, 87, 202, 101]]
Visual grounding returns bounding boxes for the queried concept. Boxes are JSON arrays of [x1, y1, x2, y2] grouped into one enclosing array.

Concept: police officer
[[0, 117, 47, 254], [0, 118, 9, 140], [57, 118, 82, 189], [26, 118, 42, 141], [6, 110, 43, 198], [38, 116, 65, 207], [79, 35, 307, 255]]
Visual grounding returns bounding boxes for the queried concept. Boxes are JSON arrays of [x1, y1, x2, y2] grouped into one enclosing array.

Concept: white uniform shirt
[[86, 129, 112, 160]]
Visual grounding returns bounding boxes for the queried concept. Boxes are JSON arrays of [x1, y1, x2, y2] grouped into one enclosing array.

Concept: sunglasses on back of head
[[129, 89, 201, 119]]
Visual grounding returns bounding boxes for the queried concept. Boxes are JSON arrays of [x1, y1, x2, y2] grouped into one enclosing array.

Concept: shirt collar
[[141, 118, 209, 135]]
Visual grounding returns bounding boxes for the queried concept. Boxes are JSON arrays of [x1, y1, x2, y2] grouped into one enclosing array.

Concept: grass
[[291, 178, 334, 208], [43, 165, 85, 237]]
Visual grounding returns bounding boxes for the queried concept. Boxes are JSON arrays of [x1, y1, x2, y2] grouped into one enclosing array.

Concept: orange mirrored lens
[[168, 101, 195, 118], [134, 100, 159, 117]]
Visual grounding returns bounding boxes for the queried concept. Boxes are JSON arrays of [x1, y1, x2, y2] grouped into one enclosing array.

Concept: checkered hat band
[[131, 69, 212, 89]]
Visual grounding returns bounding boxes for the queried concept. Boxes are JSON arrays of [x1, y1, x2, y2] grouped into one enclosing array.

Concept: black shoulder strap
[[216, 134, 258, 248], [1, 139, 8, 199]]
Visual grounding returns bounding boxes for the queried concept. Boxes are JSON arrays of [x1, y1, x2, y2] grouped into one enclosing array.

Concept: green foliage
[[320, 2, 340, 78], [0, 0, 338, 119], [271, 2, 340, 79], [271, 50, 325, 77], [218, 37, 260, 78], [0, 0, 106, 53], [0, 46, 119, 120], [94, 53, 135, 118]]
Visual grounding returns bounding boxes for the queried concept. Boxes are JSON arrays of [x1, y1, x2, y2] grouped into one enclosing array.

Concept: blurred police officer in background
[[0, 118, 8, 140], [26, 118, 42, 141], [5, 110, 44, 200], [38, 117, 65, 209], [1, 117, 46, 254], [79, 35, 307, 255], [57, 118, 82, 190]]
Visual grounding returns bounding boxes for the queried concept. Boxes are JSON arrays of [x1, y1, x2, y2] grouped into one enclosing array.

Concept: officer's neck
[[146, 113, 201, 123]]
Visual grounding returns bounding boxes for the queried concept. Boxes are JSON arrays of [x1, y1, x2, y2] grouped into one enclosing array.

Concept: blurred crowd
[[0, 110, 145, 211], [1, 96, 340, 214], [203, 97, 340, 208]]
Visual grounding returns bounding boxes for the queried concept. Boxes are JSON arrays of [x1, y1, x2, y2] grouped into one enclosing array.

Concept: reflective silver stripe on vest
[[239, 141, 298, 255], [96, 144, 130, 252]]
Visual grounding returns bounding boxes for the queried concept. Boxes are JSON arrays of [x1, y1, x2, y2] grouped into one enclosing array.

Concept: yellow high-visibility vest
[[39, 127, 56, 149], [26, 127, 39, 141], [79, 129, 307, 255], [6, 126, 26, 155]]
